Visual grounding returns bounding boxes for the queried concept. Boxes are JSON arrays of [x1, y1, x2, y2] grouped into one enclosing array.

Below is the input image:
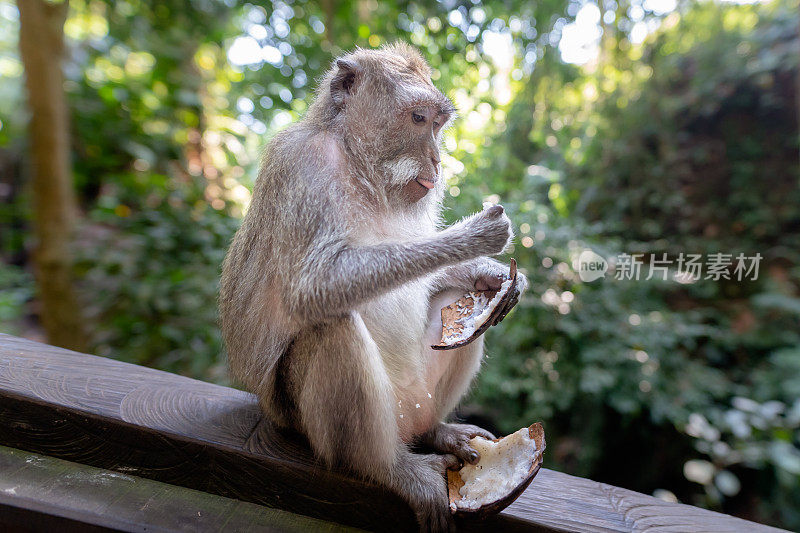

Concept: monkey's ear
[[331, 58, 361, 108]]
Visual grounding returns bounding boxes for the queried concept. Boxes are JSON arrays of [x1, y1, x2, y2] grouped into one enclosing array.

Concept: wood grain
[[0, 444, 358, 532], [0, 334, 786, 532]]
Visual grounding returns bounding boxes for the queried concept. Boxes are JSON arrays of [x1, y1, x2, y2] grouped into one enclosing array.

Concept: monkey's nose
[[431, 156, 440, 167]]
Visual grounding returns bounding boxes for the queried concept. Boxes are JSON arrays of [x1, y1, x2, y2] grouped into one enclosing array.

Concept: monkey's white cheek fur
[[385, 156, 422, 183], [448, 423, 546, 517]]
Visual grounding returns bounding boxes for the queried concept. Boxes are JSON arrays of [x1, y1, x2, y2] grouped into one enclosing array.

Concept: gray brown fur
[[219, 42, 527, 532]]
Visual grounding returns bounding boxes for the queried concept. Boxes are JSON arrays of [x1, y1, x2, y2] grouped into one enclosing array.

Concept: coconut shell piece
[[447, 422, 546, 520], [432, 259, 520, 350]]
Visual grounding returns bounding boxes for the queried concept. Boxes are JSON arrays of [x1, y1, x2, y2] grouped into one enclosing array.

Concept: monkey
[[219, 42, 528, 532]]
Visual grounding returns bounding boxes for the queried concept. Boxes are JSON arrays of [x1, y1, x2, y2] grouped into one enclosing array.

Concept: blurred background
[[0, 0, 798, 528]]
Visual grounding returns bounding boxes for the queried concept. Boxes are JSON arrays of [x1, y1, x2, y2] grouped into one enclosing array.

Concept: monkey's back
[[219, 124, 346, 417]]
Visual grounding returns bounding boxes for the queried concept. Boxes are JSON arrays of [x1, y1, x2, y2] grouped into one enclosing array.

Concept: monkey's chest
[[359, 281, 431, 369], [358, 281, 454, 440]]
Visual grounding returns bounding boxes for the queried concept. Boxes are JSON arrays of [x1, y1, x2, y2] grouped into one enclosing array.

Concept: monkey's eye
[[412, 112, 426, 124]]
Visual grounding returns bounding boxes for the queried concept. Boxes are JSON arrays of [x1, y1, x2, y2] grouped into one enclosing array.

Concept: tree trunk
[[17, 0, 86, 351], [321, 0, 334, 45]]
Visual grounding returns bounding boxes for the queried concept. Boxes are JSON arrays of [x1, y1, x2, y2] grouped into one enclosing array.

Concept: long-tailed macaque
[[220, 42, 527, 532]]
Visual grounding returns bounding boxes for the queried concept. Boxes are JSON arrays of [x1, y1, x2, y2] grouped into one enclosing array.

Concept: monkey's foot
[[399, 452, 459, 533], [421, 423, 496, 465]]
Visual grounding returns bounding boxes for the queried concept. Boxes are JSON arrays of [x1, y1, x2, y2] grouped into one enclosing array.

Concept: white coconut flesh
[[456, 278, 514, 339], [438, 277, 514, 346], [450, 427, 540, 511]]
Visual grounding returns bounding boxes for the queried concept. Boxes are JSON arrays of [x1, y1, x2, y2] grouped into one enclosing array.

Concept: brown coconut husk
[[447, 422, 546, 519], [432, 259, 520, 350]]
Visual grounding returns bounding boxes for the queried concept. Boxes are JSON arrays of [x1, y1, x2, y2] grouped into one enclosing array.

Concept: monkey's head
[[318, 43, 456, 207]]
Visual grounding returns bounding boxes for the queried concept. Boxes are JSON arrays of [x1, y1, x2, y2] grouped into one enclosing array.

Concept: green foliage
[[0, 263, 33, 335], [0, 2, 24, 147], [76, 177, 238, 382], [0, 0, 798, 529], [450, 0, 800, 526], [564, 0, 800, 255]]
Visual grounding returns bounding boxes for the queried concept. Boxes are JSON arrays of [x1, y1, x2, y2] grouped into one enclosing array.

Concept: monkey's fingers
[[450, 434, 495, 465], [452, 442, 482, 465], [446, 423, 496, 442], [474, 274, 505, 292], [483, 204, 505, 218], [439, 453, 462, 471]]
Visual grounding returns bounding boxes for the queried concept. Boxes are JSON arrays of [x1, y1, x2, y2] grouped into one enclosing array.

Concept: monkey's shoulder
[[263, 125, 344, 178]]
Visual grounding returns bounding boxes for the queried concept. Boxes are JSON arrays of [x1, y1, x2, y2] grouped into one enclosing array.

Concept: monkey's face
[[329, 45, 455, 206], [393, 103, 451, 203], [379, 94, 455, 204]]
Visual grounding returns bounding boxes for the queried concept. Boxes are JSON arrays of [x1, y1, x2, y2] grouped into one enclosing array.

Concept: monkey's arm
[[283, 183, 512, 322], [288, 231, 491, 323]]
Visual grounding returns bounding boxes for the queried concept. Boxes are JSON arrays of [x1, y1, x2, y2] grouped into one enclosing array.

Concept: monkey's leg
[[418, 330, 496, 465], [293, 314, 456, 533]]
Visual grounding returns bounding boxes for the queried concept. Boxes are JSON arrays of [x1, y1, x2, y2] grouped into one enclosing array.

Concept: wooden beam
[[0, 444, 357, 532], [0, 334, 786, 532]]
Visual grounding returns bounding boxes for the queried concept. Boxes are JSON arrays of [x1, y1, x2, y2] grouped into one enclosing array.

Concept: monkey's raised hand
[[448, 204, 513, 257], [473, 261, 523, 292]]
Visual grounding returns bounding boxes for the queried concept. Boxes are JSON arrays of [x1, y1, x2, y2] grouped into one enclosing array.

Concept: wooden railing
[[0, 334, 785, 532]]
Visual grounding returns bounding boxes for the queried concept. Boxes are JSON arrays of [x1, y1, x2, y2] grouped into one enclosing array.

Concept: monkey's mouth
[[414, 176, 435, 190]]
